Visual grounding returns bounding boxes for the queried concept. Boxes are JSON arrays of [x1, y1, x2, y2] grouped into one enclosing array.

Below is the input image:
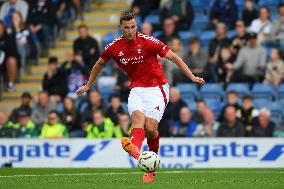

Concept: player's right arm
[[76, 57, 106, 95]]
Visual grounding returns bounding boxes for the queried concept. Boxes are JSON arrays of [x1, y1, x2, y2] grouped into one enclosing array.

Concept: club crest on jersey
[[118, 51, 124, 56]]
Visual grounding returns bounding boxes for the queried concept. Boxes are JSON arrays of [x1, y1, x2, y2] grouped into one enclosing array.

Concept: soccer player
[[76, 11, 205, 183]]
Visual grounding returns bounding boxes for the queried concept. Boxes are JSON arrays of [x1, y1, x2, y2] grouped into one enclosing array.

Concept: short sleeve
[[99, 45, 113, 62], [149, 37, 170, 58]]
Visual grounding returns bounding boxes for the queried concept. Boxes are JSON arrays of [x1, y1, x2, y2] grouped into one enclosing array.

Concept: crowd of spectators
[[0, 0, 284, 139]]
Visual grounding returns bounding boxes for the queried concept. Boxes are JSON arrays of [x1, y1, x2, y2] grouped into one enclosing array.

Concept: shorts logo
[[154, 106, 160, 111]]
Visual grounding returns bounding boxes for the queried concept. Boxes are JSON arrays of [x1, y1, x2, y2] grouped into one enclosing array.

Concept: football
[[137, 151, 160, 173]]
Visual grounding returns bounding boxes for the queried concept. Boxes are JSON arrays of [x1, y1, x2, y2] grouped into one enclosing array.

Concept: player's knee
[[131, 110, 145, 128], [145, 119, 159, 138]]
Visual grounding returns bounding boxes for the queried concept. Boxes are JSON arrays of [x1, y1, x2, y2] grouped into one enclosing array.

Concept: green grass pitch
[[0, 168, 283, 189]]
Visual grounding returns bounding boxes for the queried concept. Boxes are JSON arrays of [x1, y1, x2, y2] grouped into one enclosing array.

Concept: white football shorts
[[127, 83, 169, 122]]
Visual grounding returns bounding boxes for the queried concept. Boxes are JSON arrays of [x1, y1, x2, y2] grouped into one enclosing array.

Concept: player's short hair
[[120, 11, 135, 24]]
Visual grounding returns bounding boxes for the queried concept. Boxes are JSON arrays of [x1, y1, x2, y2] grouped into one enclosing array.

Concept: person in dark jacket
[[242, 0, 258, 27], [218, 105, 245, 137], [251, 108, 275, 137], [106, 95, 125, 125], [157, 18, 180, 44]]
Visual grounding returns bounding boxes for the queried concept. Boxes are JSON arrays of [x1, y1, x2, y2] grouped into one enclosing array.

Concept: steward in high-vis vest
[[13, 110, 39, 138]]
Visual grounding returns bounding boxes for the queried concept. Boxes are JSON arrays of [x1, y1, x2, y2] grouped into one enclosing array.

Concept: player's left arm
[[164, 49, 205, 85]]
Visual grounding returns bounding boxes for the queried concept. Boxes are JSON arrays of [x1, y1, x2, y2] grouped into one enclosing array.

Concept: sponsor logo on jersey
[[119, 56, 144, 65]]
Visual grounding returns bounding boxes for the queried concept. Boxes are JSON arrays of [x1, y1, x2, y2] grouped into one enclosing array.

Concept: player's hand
[[191, 76, 205, 85], [76, 85, 90, 95]]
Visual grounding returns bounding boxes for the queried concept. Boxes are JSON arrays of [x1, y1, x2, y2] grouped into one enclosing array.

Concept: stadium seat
[[253, 99, 271, 109], [152, 31, 162, 38], [144, 14, 160, 25], [121, 102, 128, 113], [251, 83, 277, 101], [192, 15, 210, 31], [200, 30, 215, 47], [258, 0, 280, 7], [176, 83, 199, 101], [178, 31, 196, 46], [183, 98, 197, 112], [102, 33, 117, 48], [204, 99, 223, 116], [97, 76, 117, 99], [227, 30, 236, 38], [267, 102, 283, 124], [200, 83, 224, 101], [226, 83, 250, 97], [279, 83, 284, 100]]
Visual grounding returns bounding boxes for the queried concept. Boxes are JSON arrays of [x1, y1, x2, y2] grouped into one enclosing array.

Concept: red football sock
[[130, 128, 145, 151], [147, 134, 160, 154]]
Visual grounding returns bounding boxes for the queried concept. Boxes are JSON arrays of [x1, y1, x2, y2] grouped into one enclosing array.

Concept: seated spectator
[[160, 0, 194, 30], [219, 90, 241, 122], [0, 0, 29, 28], [193, 99, 208, 124], [13, 110, 39, 138], [263, 3, 284, 52], [73, 24, 100, 72], [42, 56, 67, 99], [0, 20, 19, 91], [231, 20, 249, 56], [263, 48, 284, 87], [171, 107, 197, 137], [9, 91, 32, 123], [225, 32, 266, 83], [209, 23, 231, 82], [237, 95, 259, 136], [114, 112, 131, 138], [249, 6, 271, 44], [251, 108, 275, 137], [31, 91, 55, 127], [194, 108, 220, 137], [209, 0, 238, 29], [217, 46, 236, 83], [27, 0, 56, 57], [157, 18, 180, 44], [113, 68, 130, 102], [141, 22, 153, 36], [61, 97, 79, 132], [217, 105, 245, 137], [106, 95, 125, 125], [182, 37, 209, 81], [242, 0, 258, 27], [0, 111, 17, 137], [40, 110, 68, 138], [85, 110, 114, 138]]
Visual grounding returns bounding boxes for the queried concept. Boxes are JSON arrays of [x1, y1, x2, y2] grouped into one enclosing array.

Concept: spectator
[[182, 37, 209, 81], [42, 56, 67, 99], [27, 0, 56, 57], [113, 68, 130, 102], [242, 0, 258, 27], [61, 97, 78, 132], [225, 32, 266, 83], [160, 0, 194, 30], [231, 20, 249, 56], [114, 112, 131, 138], [106, 95, 125, 125], [209, 0, 238, 29], [209, 22, 231, 82], [237, 95, 259, 136], [194, 108, 220, 137], [85, 110, 114, 138], [11, 11, 30, 74], [251, 108, 275, 137], [40, 110, 68, 138], [217, 46, 236, 83], [217, 105, 245, 137], [249, 6, 271, 44], [131, 0, 154, 20], [31, 91, 55, 127], [157, 18, 180, 44], [13, 110, 39, 138], [171, 107, 197, 137], [141, 22, 153, 36], [0, 20, 19, 91], [73, 24, 100, 72], [9, 91, 32, 123], [0, 111, 17, 137], [264, 48, 284, 87], [193, 99, 208, 124], [219, 90, 241, 122], [0, 0, 29, 27]]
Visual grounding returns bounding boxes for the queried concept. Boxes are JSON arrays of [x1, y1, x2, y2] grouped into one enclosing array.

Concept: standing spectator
[[231, 20, 249, 56], [217, 105, 245, 137], [106, 95, 125, 125], [193, 99, 208, 124], [171, 107, 197, 137], [0, 0, 29, 27], [251, 108, 275, 137], [31, 91, 55, 127], [249, 6, 271, 44], [0, 20, 19, 91], [194, 108, 220, 137], [141, 22, 153, 36], [182, 37, 209, 81], [9, 91, 32, 123], [0, 111, 17, 137], [219, 90, 241, 122], [13, 110, 39, 138], [217, 46, 236, 83], [209, 0, 238, 29], [40, 110, 68, 138], [61, 97, 78, 132], [73, 24, 100, 72], [237, 95, 259, 136], [114, 112, 131, 138], [157, 18, 180, 44], [42, 56, 67, 99], [225, 32, 266, 83], [242, 0, 258, 27], [209, 23, 231, 82], [160, 0, 194, 30], [85, 110, 114, 138], [264, 48, 284, 87]]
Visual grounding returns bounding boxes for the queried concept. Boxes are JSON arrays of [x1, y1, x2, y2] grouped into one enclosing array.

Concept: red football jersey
[[100, 32, 170, 88]]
